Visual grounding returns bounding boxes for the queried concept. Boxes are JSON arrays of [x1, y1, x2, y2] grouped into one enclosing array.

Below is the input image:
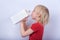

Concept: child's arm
[[20, 18, 34, 37]]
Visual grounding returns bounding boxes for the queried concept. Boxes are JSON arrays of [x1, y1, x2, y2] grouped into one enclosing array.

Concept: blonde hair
[[34, 5, 49, 25]]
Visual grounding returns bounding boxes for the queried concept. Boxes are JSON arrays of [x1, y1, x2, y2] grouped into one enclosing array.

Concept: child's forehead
[[34, 8, 43, 14], [34, 9, 48, 15], [34, 7, 44, 13], [33, 6, 49, 16]]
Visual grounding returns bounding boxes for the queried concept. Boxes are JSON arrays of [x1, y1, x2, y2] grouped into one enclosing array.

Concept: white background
[[0, 0, 60, 40]]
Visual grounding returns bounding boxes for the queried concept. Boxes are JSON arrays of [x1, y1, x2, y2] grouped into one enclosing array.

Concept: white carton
[[10, 9, 29, 24]]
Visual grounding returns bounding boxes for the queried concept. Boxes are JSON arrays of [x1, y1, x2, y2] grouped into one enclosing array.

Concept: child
[[20, 5, 49, 40]]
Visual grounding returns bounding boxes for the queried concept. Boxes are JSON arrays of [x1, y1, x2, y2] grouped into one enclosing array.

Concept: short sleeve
[[31, 23, 39, 32]]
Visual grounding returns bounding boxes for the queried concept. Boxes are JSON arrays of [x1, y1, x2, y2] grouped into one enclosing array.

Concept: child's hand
[[20, 16, 28, 23]]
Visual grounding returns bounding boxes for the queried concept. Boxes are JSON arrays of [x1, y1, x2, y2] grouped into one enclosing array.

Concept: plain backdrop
[[0, 0, 60, 40]]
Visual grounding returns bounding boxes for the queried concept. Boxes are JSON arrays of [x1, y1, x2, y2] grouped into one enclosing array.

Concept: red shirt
[[29, 22, 44, 40]]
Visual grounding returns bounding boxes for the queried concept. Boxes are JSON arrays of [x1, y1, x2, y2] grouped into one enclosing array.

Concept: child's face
[[31, 9, 43, 21], [31, 11, 37, 20]]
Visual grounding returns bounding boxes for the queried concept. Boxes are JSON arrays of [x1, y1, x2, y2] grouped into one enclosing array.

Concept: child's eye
[[39, 15, 41, 18], [33, 10, 35, 12]]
